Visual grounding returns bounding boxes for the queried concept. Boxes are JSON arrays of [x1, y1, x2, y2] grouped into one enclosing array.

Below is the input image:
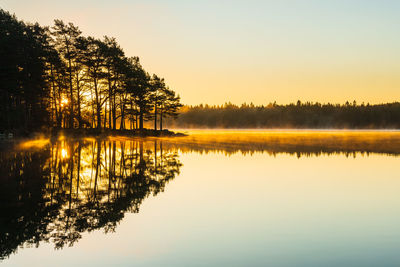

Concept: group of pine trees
[[168, 101, 400, 129], [0, 9, 182, 133]]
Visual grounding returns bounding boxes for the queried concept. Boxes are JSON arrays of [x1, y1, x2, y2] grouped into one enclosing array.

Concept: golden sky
[[2, 0, 400, 105]]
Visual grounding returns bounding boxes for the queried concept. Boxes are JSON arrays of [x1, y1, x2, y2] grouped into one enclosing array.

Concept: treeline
[[167, 101, 400, 129], [0, 9, 182, 133]]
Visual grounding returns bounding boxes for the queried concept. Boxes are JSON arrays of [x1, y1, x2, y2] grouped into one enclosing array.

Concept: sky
[[1, 0, 400, 105]]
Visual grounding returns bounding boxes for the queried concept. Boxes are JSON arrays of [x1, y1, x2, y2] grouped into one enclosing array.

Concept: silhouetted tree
[[51, 20, 81, 128], [149, 74, 166, 131], [159, 88, 183, 130], [0, 9, 182, 133], [0, 10, 49, 133], [125, 57, 152, 131]]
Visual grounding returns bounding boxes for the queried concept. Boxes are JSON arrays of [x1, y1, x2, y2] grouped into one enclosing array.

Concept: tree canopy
[[167, 101, 400, 129], [0, 9, 182, 134]]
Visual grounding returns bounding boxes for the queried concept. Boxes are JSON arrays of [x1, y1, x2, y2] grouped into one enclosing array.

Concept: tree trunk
[[130, 100, 134, 130], [139, 108, 144, 131], [94, 77, 101, 129], [97, 102, 101, 129], [112, 91, 116, 130], [90, 87, 95, 128], [56, 73, 63, 128], [154, 102, 157, 131], [67, 53, 74, 129], [104, 102, 107, 129], [50, 64, 58, 127], [120, 100, 125, 130], [159, 111, 163, 131], [76, 72, 81, 128], [108, 74, 112, 129]]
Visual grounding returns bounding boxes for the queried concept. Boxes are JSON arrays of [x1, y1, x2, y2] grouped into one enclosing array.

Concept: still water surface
[[1, 130, 400, 266]]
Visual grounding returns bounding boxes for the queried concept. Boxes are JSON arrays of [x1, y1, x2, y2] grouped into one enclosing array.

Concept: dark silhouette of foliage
[[0, 9, 182, 134], [0, 10, 50, 133], [167, 102, 400, 129]]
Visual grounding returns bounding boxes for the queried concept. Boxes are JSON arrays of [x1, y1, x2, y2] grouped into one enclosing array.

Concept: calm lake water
[[1, 130, 400, 266]]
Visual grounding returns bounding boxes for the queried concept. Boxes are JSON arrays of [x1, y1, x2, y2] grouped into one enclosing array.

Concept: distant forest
[[0, 9, 182, 134], [166, 102, 400, 129]]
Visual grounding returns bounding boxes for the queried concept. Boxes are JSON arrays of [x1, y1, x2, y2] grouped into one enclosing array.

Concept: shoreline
[[50, 128, 187, 138], [0, 128, 186, 141]]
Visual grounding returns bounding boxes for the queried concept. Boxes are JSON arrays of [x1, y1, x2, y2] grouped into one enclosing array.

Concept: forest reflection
[[159, 131, 400, 157], [0, 139, 182, 260], [1, 132, 400, 260]]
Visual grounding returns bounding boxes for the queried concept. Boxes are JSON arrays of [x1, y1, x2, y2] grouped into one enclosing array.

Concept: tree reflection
[[2, 132, 399, 260], [0, 139, 182, 259], [160, 132, 400, 157]]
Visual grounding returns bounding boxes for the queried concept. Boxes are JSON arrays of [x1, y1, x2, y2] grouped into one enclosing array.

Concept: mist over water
[[1, 130, 400, 266]]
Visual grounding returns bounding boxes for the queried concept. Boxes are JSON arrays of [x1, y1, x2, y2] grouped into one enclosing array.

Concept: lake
[[1, 130, 400, 266]]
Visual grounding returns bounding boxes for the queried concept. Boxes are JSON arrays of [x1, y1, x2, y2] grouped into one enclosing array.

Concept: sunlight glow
[[60, 97, 68, 108], [61, 148, 68, 159], [18, 138, 49, 149]]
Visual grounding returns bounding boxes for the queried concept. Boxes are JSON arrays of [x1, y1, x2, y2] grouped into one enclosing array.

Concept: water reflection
[[160, 130, 400, 157], [0, 139, 182, 260], [2, 131, 400, 263]]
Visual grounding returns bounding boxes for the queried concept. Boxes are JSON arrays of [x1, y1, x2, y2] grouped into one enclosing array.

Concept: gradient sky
[[1, 0, 400, 105]]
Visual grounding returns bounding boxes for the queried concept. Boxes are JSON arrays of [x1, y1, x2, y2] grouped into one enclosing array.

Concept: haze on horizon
[[1, 0, 399, 106]]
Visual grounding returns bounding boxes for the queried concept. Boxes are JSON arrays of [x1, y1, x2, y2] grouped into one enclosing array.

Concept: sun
[[61, 148, 68, 159], [60, 97, 68, 107]]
